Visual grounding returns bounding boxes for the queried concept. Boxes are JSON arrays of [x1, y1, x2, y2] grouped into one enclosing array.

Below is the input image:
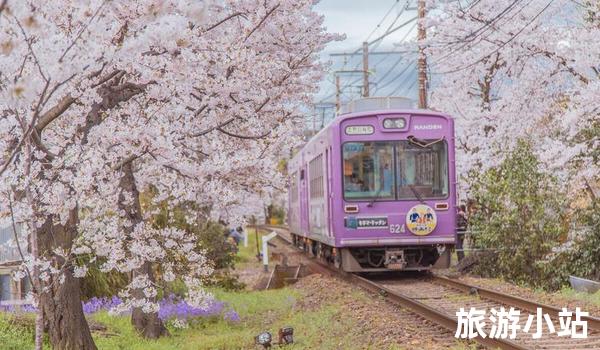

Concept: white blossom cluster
[[0, 0, 336, 314], [426, 0, 599, 196]]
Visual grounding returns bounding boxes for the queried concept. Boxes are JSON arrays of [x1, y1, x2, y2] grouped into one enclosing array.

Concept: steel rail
[[262, 226, 527, 350], [262, 226, 599, 325], [432, 275, 600, 332], [347, 273, 528, 350]]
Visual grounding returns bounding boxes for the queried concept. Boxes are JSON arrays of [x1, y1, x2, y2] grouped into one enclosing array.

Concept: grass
[[91, 285, 376, 349], [0, 312, 40, 350], [92, 287, 303, 350], [235, 226, 266, 266], [558, 287, 600, 307]]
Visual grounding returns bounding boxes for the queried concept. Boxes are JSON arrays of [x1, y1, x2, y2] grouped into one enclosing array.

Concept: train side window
[[309, 154, 324, 199], [290, 171, 298, 203]]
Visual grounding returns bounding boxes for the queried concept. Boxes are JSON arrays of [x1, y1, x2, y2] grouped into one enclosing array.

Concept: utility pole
[[362, 41, 370, 97], [417, 0, 428, 109], [335, 74, 341, 114]]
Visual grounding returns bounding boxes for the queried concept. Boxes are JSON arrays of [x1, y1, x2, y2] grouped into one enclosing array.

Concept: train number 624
[[389, 224, 405, 234]]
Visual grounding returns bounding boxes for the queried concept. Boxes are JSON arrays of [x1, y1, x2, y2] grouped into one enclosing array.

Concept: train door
[[325, 147, 332, 238], [299, 165, 310, 235]]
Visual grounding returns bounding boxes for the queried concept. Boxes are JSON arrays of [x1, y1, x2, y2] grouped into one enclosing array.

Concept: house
[[0, 222, 30, 302]]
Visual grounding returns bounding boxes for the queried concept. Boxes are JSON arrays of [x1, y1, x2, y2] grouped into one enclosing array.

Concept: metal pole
[[335, 74, 341, 114], [262, 231, 278, 272], [362, 41, 369, 97], [255, 225, 260, 260], [417, 0, 428, 109]]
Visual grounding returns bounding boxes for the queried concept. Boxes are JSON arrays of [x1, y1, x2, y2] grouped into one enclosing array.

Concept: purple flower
[[0, 303, 36, 313], [157, 294, 224, 321], [0, 293, 239, 324], [82, 296, 123, 314], [223, 309, 240, 323]]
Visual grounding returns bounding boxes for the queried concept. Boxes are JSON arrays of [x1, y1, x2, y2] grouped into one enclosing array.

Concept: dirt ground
[[293, 274, 468, 349]]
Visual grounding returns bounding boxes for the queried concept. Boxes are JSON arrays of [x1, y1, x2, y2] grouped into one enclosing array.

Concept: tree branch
[[203, 12, 246, 33], [0, 80, 50, 177], [0, 0, 7, 16], [58, 0, 108, 63], [35, 95, 77, 133], [528, 45, 589, 84], [162, 163, 194, 179], [112, 151, 148, 171], [191, 117, 236, 137], [217, 126, 271, 140], [244, 4, 280, 42]]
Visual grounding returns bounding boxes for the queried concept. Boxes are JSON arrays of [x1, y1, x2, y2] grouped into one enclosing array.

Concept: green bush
[[549, 198, 600, 287], [81, 262, 129, 300], [148, 199, 240, 293], [469, 140, 568, 289], [266, 204, 285, 224]]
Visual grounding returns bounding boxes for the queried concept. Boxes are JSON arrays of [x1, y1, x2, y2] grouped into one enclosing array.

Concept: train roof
[[315, 107, 452, 140]]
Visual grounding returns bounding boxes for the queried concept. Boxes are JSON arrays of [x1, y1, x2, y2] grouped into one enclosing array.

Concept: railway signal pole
[[417, 0, 428, 109]]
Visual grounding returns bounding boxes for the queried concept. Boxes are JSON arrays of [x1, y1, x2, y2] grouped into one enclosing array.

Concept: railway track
[[259, 225, 600, 349]]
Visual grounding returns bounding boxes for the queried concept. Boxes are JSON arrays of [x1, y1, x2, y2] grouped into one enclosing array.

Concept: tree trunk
[[37, 210, 97, 350], [118, 162, 168, 339], [130, 262, 168, 338]]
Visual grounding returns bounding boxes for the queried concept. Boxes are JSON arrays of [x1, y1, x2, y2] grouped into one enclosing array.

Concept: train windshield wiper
[[367, 187, 384, 207], [408, 136, 444, 148], [408, 184, 425, 204]]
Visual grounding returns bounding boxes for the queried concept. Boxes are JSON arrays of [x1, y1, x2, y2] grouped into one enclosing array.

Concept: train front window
[[396, 140, 448, 199], [343, 142, 395, 200]]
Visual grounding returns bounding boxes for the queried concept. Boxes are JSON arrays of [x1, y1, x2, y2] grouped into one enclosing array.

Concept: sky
[[311, 0, 420, 126]]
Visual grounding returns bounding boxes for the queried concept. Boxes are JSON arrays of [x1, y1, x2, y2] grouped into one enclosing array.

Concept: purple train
[[288, 99, 457, 272]]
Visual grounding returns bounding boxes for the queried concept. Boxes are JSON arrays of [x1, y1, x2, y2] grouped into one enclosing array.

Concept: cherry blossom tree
[[426, 0, 599, 196], [0, 1, 334, 349]]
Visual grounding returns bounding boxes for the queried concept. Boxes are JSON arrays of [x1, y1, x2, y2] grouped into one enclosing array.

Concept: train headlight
[[383, 118, 406, 129]]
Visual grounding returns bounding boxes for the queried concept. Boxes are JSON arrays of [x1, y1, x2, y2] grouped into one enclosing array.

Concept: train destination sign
[[345, 125, 374, 135], [345, 216, 388, 229]]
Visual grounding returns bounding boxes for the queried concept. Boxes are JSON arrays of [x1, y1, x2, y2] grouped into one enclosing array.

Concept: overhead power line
[[365, 0, 402, 42], [433, 0, 556, 75]]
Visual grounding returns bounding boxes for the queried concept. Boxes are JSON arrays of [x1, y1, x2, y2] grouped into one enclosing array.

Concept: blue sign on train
[[345, 216, 388, 229]]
